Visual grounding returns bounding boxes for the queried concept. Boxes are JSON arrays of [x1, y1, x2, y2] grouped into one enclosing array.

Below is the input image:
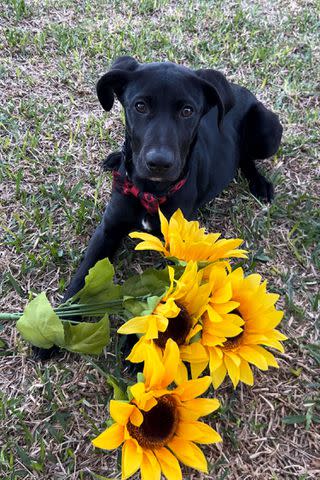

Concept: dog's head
[[97, 56, 234, 184]]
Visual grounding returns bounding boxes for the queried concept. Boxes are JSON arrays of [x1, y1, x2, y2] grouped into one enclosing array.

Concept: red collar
[[112, 171, 188, 214]]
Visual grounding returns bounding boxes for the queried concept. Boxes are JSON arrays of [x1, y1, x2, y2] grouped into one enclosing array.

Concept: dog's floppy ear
[[97, 56, 139, 111], [195, 69, 235, 129]]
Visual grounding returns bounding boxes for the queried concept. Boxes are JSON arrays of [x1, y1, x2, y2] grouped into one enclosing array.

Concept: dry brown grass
[[0, 0, 319, 478]]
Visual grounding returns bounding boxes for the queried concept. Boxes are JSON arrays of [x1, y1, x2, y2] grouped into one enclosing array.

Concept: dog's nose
[[145, 148, 174, 173]]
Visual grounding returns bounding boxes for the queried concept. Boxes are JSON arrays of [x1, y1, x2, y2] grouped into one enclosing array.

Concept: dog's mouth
[[148, 176, 168, 182], [133, 162, 181, 184]]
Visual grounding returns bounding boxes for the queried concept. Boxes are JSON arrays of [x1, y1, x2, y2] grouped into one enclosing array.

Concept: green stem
[[0, 309, 126, 321], [0, 313, 21, 320], [55, 299, 125, 312], [0, 291, 164, 321]]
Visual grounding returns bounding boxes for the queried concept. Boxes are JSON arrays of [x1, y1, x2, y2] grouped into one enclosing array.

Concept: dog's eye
[[135, 102, 148, 114], [181, 106, 194, 118]]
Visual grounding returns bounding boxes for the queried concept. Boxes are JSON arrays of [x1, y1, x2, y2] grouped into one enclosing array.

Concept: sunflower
[[92, 340, 221, 480], [200, 267, 287, 388], [179, 263, 245, 380], [129, 208, 247, 264], [118, 262, 212, 382]]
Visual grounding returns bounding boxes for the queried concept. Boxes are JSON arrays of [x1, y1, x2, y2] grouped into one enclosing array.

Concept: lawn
[[0, 0, 319, 479]]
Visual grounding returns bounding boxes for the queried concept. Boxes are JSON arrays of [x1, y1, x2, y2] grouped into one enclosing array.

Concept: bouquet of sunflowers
[[3, 209, 286, 479]]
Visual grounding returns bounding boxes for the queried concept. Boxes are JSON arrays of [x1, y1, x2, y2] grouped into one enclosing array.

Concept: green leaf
[[304, 343, 320, 365], [253, 250, 272, 263], [5, 271, 25, 297], [289, 367, 302, 377], [127, 385, 134, 402], [190, 331, 202, 344], [63, 314, 110, 355], [106, 374, 127, 400], [122, 267, 169, 316], [122, 298, 148, 317], [137, 372, 145, 383], [123, 294, 162, 317], [17, 293, 65, 349], [72, 258, 121, 306], [123, 267, 170, 297], [282, 415, 306, 425], [91, 473, 117, 480], [306, 407, 314, 430]]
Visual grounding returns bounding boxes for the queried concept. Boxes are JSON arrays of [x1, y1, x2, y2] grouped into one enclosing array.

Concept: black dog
[[35, 56, 282, 359]]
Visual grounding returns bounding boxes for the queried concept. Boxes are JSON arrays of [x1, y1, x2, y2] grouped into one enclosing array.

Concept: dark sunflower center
[[223, 309, 244, 350], [223, 331, 244, 350], [127, 395, 178, 449], [155, 302, 192, 349]]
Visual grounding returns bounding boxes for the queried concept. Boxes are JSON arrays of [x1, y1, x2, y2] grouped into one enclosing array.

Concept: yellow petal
[[212, 282, 233, 304], [272, 330, 287, 341], [204, 320, 243, 340], [92, 423, 124, 450], [178, 397, 220, 421], [127, 337, 148, 363], [129, 231, 166, 252], [168, 437, 208, 473], [117, 316, 150, 335], [130, 405, 144, 427], [134, 241, 167, 252], [214, 300, 240, 314], [239, 359, 254, 386], [238, 345, 269, 370], [145, 316, 164, 340], [210, 362, 227, 389], [174, 376, 211, 401], [243, 273, 262, 291], [190, 360, 208, 380], [176, 420, 222, 444], [129, 231, 162, 243], [208, 346, 223, 370], [159, 208, 169, 244], [143, 344, 165, 389], [130, 382, 145, 403], [141, 449, 161, 480], [156, 298, 180, 318], [154, 447, 182, 480], [224, 351, 241, 367], [252, 345, 279, 368], [155, 315, 169, 333], [259, 338, 285, 352], [206, 304, 223, 323], [140, 394, 158, 412], [224, 355, 240, 388], [122, 439, 143, 480], [161, 339, 180, 387], [229, 267, 244, 292], [175, 360, 189, 385], [164, 266, 176, 298], [180, 343, 208, 363], [110, 400, 135, 425]]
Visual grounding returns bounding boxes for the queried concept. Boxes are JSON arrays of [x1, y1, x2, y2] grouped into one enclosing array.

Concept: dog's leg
[[240, 159, 275, 202], [33, 193, 140, 360], [240, 102, 283, 202]]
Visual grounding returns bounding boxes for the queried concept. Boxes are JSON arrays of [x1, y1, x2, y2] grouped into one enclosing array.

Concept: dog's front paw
[[102, 151, 122, 172], [32, 345, 60, 361], [249, 174, 274, 203]]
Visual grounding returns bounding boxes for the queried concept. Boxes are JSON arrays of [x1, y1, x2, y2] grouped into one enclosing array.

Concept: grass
[[0, 0, 319, 478]]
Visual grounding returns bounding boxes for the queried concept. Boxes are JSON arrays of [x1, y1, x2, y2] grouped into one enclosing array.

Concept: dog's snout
[[145, 148, 174, 173]]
